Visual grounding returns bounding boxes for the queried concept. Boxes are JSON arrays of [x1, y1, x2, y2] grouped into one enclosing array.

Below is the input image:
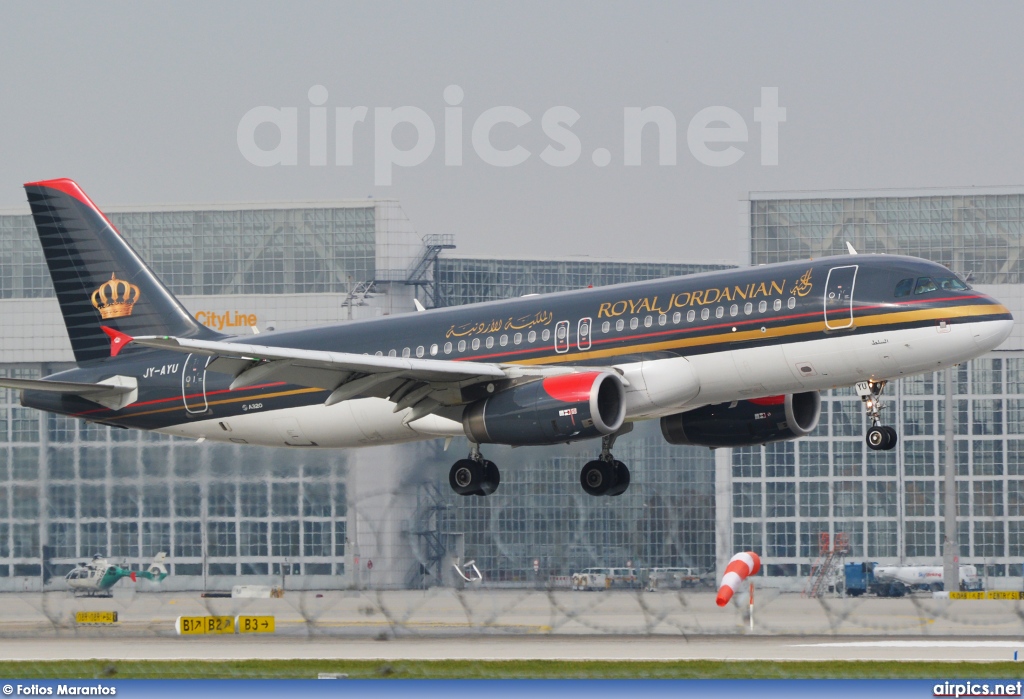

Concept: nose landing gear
[[857, 380, 898, 451], [580, 432, 631, 496], [449, 443, 500, 496]]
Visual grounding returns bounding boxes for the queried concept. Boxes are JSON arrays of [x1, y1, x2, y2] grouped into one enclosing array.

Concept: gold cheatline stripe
[[513, 303, 1009, 366], [119, 387, 324, 420]]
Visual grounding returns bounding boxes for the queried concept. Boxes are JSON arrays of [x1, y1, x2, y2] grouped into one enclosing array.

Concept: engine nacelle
[[660, 391, 821, 448], [463, 371, 626, 446]]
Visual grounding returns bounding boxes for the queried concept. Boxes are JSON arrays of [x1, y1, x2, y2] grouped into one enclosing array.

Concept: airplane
[[64, 552, 168, 597], [5, 179, 1014, 498]]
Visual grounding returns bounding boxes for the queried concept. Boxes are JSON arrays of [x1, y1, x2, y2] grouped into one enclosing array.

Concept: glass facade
[[729, 363, 1024, 576], [425, 424, 716, 582], [750, 192, 1024, 284], [0, 206, 384, 298], [739, 190, 1024, 582], [0, 364, 348, 581], [437, 258, 731, 306]]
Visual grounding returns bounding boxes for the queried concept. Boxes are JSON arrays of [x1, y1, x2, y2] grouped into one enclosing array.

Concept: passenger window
[[687, 310, 695, 322], [700, 308, 709, 321], [644, 315, 653, 328], [514, 333, 522, 345], [415, 346, 424, 358], [444, 342, 452, 354], [542, 329, 550, 341], [402, 348, 411, 358], [499, 335, 508, 346], [629, 317, 639, 330], [730, 304, 739, 317], [758, 300, 767, 313], [658, 314, 667, 326], [429, 344, 438, 356], [773, 299, 782, 311], [787, 297, 796, 309], [602, 321, 610, 333], [744, 302, 753, 315], [388, 349, 397, 357], [672, 312, 681, 324], [375, 351, 383, 357], [715, 306, 724, 319], [615, 319, 624, 331], [458, 340, 466, 352], [471, 338, 480, 350], [485, 336, 494, 349], [914, 277, 938, 295], [894, 278, 914, 297], [527, 330, 536, 343]]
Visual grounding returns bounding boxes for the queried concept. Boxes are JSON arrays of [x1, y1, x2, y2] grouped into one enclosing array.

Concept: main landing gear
[[580, 433, 631, 497], [449, 443, 500, 496], [857, 380, 898, 451]]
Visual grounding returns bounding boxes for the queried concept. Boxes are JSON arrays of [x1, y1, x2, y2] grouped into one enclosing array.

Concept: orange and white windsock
[[716, 551, 761, 606]]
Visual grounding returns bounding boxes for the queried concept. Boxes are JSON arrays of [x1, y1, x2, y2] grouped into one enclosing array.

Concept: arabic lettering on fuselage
[[446, 310, 553, 339], [597, 271, 812, 319]]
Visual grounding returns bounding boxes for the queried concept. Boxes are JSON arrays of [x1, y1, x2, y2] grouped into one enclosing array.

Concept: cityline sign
[[194, 310, 258, 331]]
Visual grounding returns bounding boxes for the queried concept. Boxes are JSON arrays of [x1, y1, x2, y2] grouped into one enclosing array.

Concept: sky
[[1, 1, 1023, 265]]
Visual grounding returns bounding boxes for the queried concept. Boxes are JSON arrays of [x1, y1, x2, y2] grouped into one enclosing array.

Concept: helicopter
[[64, 552, 168, 597]]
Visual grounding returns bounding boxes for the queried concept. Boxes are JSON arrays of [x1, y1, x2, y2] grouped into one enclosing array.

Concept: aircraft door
[[554, 320, 570, 353], [824, 265, 858, 330], [577, 317, 592, 351], [182, 354, 209, 414]]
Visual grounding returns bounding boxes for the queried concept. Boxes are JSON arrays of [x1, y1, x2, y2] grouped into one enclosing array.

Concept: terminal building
[[718, 188, 1024, 587]]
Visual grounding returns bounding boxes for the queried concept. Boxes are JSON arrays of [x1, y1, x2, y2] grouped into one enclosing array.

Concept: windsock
[[716, 551, 761, 606]]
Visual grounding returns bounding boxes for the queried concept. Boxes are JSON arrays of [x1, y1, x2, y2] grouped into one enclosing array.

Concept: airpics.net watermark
[[237, 86, 786, 185]]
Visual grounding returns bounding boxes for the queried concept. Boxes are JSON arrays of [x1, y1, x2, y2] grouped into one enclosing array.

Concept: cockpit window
[[915, 276, 970, 295], [894, 278, 914, 297]]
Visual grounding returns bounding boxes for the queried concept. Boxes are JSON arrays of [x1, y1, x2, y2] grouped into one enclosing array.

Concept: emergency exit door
[[824, 265, 858, 330]]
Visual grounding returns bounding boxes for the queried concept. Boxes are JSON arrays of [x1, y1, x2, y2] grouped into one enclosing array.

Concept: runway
[[0, 588, 1021, 662], [0, 636, 1020, 663]]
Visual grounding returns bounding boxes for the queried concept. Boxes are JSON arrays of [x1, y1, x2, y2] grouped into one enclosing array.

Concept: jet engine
[[463, 371, 626, 446], [660, 391, 821, 448]]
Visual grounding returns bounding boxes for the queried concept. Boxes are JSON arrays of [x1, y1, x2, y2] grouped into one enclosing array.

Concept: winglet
[[846, 241, 858, 255], [100, 326, 134, 357]]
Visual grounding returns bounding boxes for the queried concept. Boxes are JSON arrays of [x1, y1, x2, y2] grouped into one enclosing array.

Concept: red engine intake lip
[[541, 371, 626, 435]]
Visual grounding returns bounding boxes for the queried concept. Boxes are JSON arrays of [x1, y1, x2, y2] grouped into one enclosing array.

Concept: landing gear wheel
[[479, 460, 500, 496], [866, 426, 888, 451], [580, 460, 616, 496], [882, 426, 898, 451], [606, 461, 630, 497], [449, 459, 484, 496]]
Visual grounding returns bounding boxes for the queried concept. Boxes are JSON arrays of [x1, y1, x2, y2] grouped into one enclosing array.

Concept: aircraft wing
[[122, 332, 579, 422], [0, 376, 138, 411]]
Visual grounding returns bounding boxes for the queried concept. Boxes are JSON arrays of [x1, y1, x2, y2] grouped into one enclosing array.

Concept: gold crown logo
[[91, 273, 140, 320]]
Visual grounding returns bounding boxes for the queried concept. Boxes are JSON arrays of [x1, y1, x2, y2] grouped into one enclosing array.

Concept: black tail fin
[[24, 179, 218, 364]]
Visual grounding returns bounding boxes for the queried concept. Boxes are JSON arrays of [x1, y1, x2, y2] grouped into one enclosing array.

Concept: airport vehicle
[[646, 567, 702, 590], [571, 568, 611, 590], [571, 567, 638, 590], [873, 564, 983, 592], [64, 552, 168, 597], [844, 561, 907, 597], [5, 180, 1014, 497]]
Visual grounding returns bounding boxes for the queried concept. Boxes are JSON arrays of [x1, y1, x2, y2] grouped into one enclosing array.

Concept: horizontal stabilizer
[[0, 376, 138, 411]]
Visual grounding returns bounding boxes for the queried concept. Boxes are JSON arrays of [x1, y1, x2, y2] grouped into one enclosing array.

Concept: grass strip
[[0, 660, 1021, 679]]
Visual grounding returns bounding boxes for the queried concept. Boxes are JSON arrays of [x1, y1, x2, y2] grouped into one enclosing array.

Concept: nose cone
[[972, 294, 1014, 352]]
